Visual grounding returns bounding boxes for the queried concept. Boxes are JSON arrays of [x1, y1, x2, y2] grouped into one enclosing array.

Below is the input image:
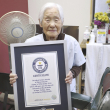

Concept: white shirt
[[25, 34, 85, 92]]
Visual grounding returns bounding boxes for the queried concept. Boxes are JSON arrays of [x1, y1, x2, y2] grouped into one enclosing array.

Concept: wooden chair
[[0, 73, 14, 110]]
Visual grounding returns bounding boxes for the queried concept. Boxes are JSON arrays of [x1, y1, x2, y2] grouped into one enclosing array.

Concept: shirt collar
[[43, 33, 65, 41]]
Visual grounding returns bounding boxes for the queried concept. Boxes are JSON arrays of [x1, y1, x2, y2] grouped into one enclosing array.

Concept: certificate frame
[[10, 40, 72, 110]]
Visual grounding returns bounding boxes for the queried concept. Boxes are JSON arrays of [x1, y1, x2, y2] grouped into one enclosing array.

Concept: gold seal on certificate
[[21, 51, 61, 107], [51, 95, 57, 100]]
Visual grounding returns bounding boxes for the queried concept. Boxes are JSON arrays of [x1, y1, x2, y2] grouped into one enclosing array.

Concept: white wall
[[28, 0, 91, 43]]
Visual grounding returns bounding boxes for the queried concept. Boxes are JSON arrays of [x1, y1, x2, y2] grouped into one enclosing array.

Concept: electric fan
[[0, 11, 36, 70], [0, 11, 36, 46]]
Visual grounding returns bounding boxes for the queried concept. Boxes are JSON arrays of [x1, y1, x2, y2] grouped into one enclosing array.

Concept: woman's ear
[[39, 19, 42, 28], [62, 18, 64, 26]]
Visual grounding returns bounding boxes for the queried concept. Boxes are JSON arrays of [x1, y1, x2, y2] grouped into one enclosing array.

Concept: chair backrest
[[90, 67, 110, 110], [0, 73, 14, 110], [0, 73, 13, 94], [103, 73, 110, 95]]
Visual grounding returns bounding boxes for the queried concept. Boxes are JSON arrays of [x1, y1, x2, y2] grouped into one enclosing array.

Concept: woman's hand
[[9, 73, 18, 86], [65, 71, 73, 84]]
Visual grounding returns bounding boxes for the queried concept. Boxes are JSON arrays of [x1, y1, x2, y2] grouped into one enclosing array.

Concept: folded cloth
[[85, 43, 110, 98]]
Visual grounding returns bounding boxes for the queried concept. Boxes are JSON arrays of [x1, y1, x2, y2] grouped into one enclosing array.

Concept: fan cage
[[0, 11, 36, 46]]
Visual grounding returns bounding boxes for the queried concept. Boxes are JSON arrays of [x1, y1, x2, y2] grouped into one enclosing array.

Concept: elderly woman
[[10, 2, 85, 92]]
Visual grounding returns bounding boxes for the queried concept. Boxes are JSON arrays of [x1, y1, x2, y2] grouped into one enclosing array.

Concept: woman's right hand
[[9, 73, 18, 86]]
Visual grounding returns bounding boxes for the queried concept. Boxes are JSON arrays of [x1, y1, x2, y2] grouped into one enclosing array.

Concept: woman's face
[[40, 7, 63, 41]]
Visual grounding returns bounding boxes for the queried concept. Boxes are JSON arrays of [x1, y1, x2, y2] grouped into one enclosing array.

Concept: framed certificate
[[10, 40, 72, 110]]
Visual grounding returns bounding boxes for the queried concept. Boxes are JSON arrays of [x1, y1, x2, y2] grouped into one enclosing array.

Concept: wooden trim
[[90, 0, 94, 25]]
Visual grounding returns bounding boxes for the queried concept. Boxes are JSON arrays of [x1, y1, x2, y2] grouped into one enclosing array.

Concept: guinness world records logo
[[32, 57, 48, 73]]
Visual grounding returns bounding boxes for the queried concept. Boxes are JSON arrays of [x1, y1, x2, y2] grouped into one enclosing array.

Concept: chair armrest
[[71, 92, 92, 109]]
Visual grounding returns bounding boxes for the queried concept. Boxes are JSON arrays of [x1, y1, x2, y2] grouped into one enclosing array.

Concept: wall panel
[[0, 0, 28, 73]]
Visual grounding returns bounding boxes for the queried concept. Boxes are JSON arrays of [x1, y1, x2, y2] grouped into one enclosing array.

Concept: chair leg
[[3, 91, 8, 110]]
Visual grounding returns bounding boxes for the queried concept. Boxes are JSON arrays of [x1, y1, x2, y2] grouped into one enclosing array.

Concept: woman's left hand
[[65, 71, 73, 84]]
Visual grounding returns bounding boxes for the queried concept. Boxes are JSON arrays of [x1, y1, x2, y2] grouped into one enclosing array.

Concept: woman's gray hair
[[38, 3, 64, 24]]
